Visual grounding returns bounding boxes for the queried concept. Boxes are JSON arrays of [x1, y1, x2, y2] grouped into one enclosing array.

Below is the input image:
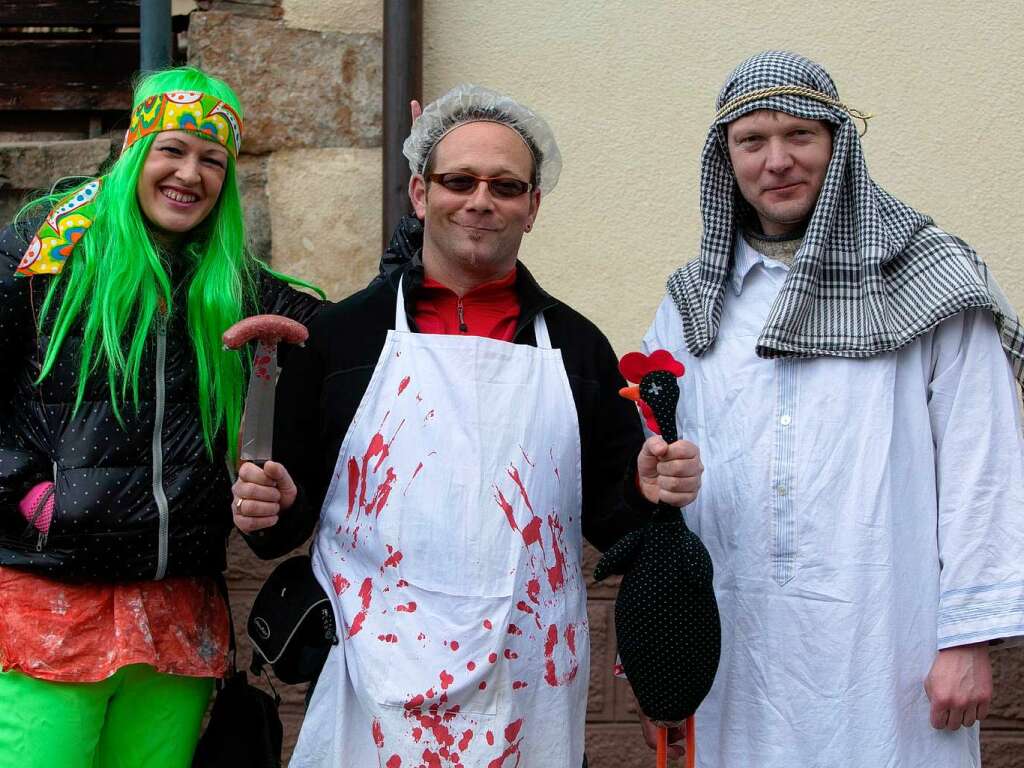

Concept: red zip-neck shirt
[[414, 267, 519, 342]]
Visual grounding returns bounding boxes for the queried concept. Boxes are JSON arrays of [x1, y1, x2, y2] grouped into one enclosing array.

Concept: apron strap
[[396, 273, 552, 349], [533, 311, 552, 349], [394, 275, 411, 332]]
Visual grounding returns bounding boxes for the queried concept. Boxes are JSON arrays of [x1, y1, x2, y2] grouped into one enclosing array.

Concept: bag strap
[[212, 572, 238, 674], [213, 571, 281, 703]]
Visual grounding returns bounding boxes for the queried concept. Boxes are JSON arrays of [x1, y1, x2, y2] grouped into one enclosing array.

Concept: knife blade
[[240, 340, 278, 464]]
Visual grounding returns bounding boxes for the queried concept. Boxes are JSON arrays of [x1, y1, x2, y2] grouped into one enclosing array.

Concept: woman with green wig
[[0, 66, 322, 767]]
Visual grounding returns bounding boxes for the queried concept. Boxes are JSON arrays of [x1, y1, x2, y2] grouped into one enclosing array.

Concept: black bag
[[247, 555, 337, 685], [192, 576, 284, 768], [192, 671, 283, 768]]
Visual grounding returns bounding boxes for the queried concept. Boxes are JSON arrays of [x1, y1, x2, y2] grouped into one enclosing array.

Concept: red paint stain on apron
[[347, 577, 373, 638], [526, 579, 540, 605], [520, 516, 543, 548], [494, 487, 518, 532], [369, 467, 398, 517], [519, 446, 535, 467], [383, 547, 403, 568], [361, 432, 386, 497], [347, 458, 359, 518], [332, 574, 350, 595], [546, 514, 567, 592], [486, 719, 524, 768], [403, 461, 424, 496], [439, 670, 454, 690], [543, 623, 580, 687], [507, 466, 533, 513]]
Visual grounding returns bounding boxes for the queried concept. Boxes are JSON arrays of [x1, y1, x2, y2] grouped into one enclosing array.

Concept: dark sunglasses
[[428, 172, 532, 199]]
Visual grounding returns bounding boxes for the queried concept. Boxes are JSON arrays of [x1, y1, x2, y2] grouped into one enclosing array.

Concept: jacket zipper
[[152, 303, 170, 579], [457, 298, 468, 333]]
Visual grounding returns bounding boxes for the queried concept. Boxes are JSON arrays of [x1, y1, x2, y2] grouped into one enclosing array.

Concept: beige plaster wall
[[422, 0, 1024, 354], [268, 147, 382, 299], [282, 0, 381, 33]]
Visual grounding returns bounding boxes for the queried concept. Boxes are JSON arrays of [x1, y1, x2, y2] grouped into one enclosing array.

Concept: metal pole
[[140, 0, 173, 73], [382, 0, 423, 249]]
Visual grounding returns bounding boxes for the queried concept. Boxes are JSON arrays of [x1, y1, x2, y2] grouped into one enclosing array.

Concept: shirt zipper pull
[[457, 298, 468, 333]]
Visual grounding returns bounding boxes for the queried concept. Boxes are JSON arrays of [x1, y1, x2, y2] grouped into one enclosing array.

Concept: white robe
[[643, 236, 1024, 768]]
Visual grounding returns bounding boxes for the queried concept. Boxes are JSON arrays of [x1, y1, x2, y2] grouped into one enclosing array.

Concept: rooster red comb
[[618, 350, 685, 435]]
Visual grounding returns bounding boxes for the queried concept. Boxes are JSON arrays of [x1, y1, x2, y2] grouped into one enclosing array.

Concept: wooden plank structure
[[0, 1, 186, 134], [0, 2, 139, 114]]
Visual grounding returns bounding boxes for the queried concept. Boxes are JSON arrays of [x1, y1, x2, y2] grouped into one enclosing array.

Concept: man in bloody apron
[[231, 84, 703, 767]]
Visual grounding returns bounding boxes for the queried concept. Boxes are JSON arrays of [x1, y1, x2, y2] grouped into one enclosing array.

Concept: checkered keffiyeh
[[667, 51, 1024, 386]]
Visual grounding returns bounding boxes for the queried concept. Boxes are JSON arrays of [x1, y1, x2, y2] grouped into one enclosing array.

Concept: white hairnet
[[403, 83, 562, 195]]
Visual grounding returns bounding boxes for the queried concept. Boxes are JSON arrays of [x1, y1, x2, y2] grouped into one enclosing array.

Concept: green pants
[[0, 664, 213, 768]]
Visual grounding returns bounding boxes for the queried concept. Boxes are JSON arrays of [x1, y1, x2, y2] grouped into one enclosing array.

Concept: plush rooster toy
[[594, 350, 721, 768]]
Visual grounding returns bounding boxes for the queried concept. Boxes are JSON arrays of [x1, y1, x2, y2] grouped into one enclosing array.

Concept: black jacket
[[0, 220, 322, 581], [247, 232, 653, 559]]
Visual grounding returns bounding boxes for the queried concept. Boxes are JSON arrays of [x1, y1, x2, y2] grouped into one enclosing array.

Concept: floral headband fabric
[[122, 90, 243, 157], [16, 178, 102, 276]]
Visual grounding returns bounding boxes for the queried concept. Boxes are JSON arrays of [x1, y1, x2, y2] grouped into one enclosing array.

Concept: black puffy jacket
[[0, 220, 322, 581]]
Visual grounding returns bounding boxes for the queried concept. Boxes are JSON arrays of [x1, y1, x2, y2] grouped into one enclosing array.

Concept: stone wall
[[189, 1, 382, 297], [0, 139, 116, 225]]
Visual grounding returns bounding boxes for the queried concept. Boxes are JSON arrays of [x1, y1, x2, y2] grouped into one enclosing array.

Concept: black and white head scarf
[[667, 50, 1024, 386]]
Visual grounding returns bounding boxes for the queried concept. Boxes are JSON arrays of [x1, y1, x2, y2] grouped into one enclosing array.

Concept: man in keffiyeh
[[641, 50, 1024, 767]]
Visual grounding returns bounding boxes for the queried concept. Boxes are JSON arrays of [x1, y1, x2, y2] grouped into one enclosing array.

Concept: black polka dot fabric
[[0, 223, 321, 582], [640, 370, 681, 443], [594, 369, 721, 724]]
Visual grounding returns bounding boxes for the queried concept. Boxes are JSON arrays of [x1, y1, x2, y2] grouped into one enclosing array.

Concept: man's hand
[[637, 436, 703, 507], [924, 642, 992, 730], [231, 460, 298, 534], [639, 710, 685, 761]]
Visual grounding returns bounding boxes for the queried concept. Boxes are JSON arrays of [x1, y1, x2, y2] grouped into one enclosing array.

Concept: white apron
[[291, 279, 588, 767]]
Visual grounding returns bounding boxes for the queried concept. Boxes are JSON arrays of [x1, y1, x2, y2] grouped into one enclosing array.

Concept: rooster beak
[[619, 385, 641, 402]]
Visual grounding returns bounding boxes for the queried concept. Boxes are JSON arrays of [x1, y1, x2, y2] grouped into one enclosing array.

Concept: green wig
[[22, 66, 319, 463]]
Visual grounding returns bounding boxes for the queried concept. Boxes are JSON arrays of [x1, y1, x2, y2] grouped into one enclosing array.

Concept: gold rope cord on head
[[715, 85, 874, 135]]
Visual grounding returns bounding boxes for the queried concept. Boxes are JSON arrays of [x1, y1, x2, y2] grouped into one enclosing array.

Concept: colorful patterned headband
[[122, 90, 243, 157], [16, 178, 102, 276]]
